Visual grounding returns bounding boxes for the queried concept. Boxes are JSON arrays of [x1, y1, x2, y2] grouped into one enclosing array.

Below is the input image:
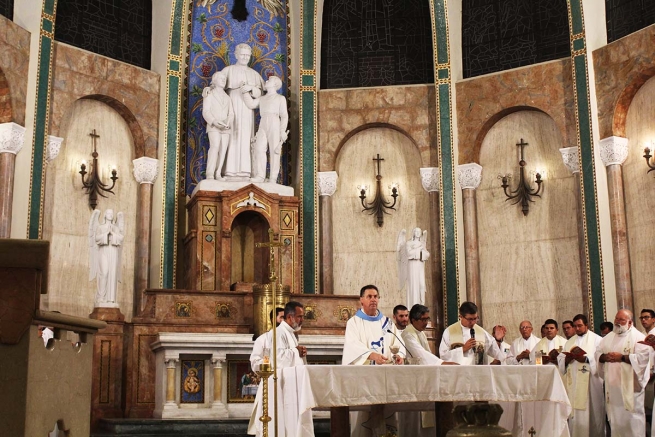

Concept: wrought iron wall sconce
[[358, 154, 399, 227], [79, 129, 118, 210], [499, 138, 543, 216], [643, 144, 655, 175]]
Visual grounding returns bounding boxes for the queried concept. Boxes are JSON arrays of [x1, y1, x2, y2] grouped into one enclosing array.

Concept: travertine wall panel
[[332, 128, 431, 317], [42, 99, 137, 321], [593, 24, 655, 139], [623, 75, 655, 319], [455, 59, 575, 166], [51, 42, 159, 157], [318, 85, 436, 171], [0, 16, 30, 124], [477, 111, 583, 343]]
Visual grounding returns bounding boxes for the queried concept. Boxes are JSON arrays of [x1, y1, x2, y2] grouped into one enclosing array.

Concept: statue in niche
[[89, 209, 125, 307], [397, 228, 430, 308], [204, 43, 264, 181], [242, 75, 289, 183], [203, 71, 234, 181]]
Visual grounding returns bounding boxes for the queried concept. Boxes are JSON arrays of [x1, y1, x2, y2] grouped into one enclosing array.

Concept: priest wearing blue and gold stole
[[438, 301, 506, 365], [342, 284, 404, 365], [342, 284, 404, 437]]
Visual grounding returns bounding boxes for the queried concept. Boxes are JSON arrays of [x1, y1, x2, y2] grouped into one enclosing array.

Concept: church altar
[[281, 364, 572, 437]]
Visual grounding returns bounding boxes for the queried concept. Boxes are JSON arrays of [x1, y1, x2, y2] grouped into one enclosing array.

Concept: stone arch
[[470, 106, 551, 164], [229, 210, 271, 286], [0, 67, 13, 124], [333, 122, 420, 167], [612, 65, 655, 138], [80, 95, 148, 158]]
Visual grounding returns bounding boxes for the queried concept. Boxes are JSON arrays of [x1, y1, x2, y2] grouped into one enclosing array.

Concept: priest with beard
[[556, 313, 604, 437], [248, 301, 308, 437], [342, 284, 404, 436], [247, 307, 284, 435], [595, 309, 650, 436]]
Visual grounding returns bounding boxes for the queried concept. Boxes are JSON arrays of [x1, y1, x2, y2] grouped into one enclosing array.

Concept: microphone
[[386, 329, 413, 357], [470, 328, 475, 339]]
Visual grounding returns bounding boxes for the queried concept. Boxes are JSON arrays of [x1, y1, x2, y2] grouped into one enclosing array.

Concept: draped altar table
[[281, 364, 571, 437]]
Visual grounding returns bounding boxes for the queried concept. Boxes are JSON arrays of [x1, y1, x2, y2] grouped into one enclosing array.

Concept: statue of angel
[[89, 209, 124, 307], [397, 228, 430, 308]]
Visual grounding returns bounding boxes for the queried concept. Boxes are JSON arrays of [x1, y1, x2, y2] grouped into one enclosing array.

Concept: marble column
[[599, 136, 633, 311], [420, 168, 443, 345], [0, 122, 26, 237], [165, 358, 177, 404], [457, 163, 483, 323], [559, 147, 590, 315], [132, 157, 159, 314], [318, 171, 338, 294], [210, 357, 228, 415]]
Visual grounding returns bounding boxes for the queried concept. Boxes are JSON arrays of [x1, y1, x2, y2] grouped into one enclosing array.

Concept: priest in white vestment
[[400, 304, 458, 437], [595, 309, 651, 437], [247, 308, 284, 434], [342, 285, 404, 437], [556, 314, 605, 437], [506, 320, 540, 365], [249, 302, 308, 437], [530, 319, 567, 364], [639, 309, 655, 437], [438, 301, 507, 365], [488, 325, 511, 364]]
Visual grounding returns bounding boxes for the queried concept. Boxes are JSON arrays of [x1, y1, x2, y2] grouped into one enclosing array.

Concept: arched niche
[[623, 75, 655, 313], [42, 99, 137, 320], [476, 110, 582, 340], [332, 126, 429, 315], [184, 185, 301, 293], [230, 210, 270, 287]]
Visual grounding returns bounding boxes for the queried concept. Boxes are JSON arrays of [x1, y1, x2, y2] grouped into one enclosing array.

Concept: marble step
[[92, 418, 331, 436]]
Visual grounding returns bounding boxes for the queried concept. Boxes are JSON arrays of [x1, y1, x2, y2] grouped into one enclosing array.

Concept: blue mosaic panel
[[185, 0, 289, 195], [181, 360, 205, 403]]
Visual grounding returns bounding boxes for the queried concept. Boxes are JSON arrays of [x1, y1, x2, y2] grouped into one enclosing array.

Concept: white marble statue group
[[202, 43, 289, 184]]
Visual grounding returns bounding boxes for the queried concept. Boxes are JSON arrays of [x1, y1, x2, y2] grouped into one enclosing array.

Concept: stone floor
[[91, 418, 331, 437]]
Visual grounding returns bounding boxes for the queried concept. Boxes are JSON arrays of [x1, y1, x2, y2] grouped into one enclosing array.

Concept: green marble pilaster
[[300, 0, 317, 294], [27, 0, 58, 239], [430, 0, 460, 325], [160, 0, 187, 288], [567, 0, 606, 331]]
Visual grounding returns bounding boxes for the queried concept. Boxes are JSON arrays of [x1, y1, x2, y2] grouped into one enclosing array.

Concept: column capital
[[420, 167, 440, 192], [457, 163, 483, 190], [599, 136, 629, 167], [165, 358, 178, 368], [46, 135, 64, 163], [133, 157, 159, 184], [317, 171, 338, 196], [0, 122, 26, 155], [559, 147, 579, 174], [211, 357, 226, 368]]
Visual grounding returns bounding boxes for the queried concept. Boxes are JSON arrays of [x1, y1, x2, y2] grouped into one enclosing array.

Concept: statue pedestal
[[184, 184, 301, 293], [90, 307, 126, 430]]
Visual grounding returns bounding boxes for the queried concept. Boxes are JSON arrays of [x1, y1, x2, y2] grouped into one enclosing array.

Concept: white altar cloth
[[281, 364, 571, 437]]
